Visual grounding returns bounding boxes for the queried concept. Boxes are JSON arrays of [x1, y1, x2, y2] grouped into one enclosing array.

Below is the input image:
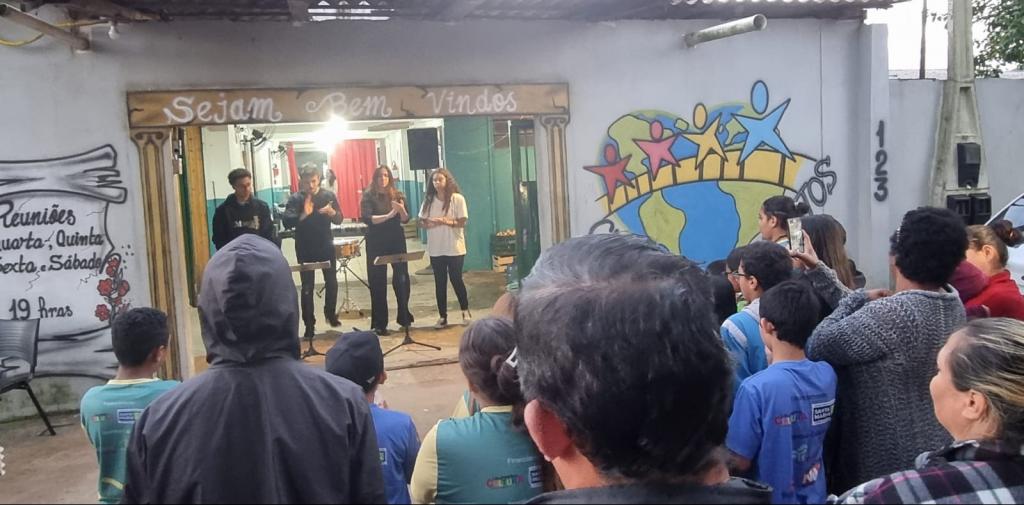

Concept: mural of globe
[[585, 81, 836, 266]]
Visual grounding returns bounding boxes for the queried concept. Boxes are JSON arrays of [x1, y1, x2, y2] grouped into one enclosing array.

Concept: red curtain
[[330, 139, 378, 219], [286, 143, 299, 193]]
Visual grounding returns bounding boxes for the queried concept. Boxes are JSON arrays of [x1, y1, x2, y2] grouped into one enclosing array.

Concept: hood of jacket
[[199, 234, 299, 365]]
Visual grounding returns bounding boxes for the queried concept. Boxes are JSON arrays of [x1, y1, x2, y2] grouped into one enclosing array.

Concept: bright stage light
[[315, 115, 350, 152]]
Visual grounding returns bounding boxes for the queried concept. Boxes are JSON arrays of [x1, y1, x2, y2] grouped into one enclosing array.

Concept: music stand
[[291, 261, 332, 359], [373, 251, 440, 356]]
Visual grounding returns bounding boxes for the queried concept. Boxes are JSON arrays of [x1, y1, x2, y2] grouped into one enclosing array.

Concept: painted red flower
[[111, 297, 122, 306], [106, 256, 121, 277], [117, 281, 130, 297], [95, 304, 110, 322], [98, 279, 114, 297]]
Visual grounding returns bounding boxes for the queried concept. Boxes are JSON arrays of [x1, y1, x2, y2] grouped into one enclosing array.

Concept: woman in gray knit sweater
[[795, 207, 968, 492]]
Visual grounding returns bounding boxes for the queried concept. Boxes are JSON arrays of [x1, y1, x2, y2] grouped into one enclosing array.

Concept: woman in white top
[[419, 168, 471, 328]]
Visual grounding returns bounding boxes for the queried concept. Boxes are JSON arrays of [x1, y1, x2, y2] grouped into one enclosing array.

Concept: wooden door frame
[[128, 83, 571, 379]]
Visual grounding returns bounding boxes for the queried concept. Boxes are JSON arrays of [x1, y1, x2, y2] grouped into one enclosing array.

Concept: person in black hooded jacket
[[120, 235, 385, 504], [211, 168, 279, 250]]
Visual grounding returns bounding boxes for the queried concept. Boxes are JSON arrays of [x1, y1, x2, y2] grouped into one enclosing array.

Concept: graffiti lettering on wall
[[0, 145, 132, 378], [586, 81, 839, 265]]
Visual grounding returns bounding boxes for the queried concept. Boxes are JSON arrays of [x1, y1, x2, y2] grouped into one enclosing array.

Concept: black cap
[[325, 331, 384, 392]]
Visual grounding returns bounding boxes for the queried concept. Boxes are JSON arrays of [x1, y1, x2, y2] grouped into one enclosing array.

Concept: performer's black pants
[[300, 259, 337, 329], [430, 255, 469, 319], [368, 257, 413, 330]]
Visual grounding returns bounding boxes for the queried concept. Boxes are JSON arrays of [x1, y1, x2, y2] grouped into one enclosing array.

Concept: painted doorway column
[[539, 114, 570, 243], [130, 128, 184, 380]]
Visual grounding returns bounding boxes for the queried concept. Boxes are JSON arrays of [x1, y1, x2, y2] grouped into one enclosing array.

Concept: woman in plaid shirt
[[835, 318, 1024, 504]]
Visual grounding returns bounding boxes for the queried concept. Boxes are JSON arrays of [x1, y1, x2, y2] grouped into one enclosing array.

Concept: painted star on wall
[[634, 121, 678, 180], [682, 116, 726, 168], [585, 146, 634, 205], [734, 81, 794, 163], [735, 102, 794, 163]]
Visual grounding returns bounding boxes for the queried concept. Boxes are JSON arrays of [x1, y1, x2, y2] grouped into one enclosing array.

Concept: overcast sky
[[866, 0, 951, 70]]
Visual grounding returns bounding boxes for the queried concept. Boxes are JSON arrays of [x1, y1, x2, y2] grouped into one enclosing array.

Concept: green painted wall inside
[[443, 117, 493, 271], [490, 147, 517, 233], [442, 118, 520, 271]]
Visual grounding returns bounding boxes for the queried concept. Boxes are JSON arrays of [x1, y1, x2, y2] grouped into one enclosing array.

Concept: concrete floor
[[0, 361, 468, 504]]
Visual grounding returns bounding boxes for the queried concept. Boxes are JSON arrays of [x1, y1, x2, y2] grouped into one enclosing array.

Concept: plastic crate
[[491, 235, 517, 256]]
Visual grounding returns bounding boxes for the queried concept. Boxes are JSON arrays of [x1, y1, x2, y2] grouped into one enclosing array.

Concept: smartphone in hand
[[788, 217, 804, 253]]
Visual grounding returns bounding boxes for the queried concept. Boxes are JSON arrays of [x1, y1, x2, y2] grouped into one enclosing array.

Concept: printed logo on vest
[[486, 474, 525, 489], [379, 448, 388, 466], [528, 465, 542, 489], [115, 409, 143, 424], [811, 399, 835, 426]]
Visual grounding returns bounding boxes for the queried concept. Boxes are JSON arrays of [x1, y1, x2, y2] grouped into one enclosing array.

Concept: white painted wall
[[1, 14, 889, 417], [201, 126, 233, 200]]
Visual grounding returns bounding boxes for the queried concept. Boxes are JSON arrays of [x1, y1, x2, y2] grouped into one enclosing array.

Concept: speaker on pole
[[408, 128, 440, 171]]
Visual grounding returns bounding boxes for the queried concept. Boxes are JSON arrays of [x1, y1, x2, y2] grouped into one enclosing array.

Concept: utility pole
[[930, 0, 986, 217], [919, 0, 928, 79]]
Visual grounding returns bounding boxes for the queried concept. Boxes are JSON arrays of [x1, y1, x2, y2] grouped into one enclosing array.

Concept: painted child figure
[[726, 281, 837, 504], [80, 308, 179, 504]]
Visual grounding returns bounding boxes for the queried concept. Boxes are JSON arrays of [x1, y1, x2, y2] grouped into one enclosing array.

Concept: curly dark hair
[[227, 168, 252, 187], [515, 233, 731, 482], [889, 207, 967, 288]]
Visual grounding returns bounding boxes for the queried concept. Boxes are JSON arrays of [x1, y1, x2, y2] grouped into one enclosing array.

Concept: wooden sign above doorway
[[127, 84, 570, 128]]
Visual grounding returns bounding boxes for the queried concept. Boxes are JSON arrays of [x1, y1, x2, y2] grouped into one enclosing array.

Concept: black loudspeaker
[[956, 142, 982, 188], [947, 194, 972, 223], [970, 193, 992, 225], [408, 128, 440, 171]]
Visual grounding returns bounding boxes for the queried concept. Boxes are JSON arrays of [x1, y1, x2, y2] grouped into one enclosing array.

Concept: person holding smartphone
[[758, 195, 810, 250], [283, 164, 344, 341], [361, 165, 414, 336]]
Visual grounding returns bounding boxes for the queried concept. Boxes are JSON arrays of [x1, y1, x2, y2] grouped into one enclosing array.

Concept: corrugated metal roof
[[26, 0, 909, 23]]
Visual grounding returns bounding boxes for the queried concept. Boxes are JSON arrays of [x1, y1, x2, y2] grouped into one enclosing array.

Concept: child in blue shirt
[[727, 280, 837, 504], [326, 331, 420, 505], [80, 308, 179, 504]]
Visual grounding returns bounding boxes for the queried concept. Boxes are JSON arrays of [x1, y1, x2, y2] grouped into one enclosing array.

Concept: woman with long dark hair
[[419, 168, 471, 329], [801, 214, 863, 289], [360, 165, 413, 336]]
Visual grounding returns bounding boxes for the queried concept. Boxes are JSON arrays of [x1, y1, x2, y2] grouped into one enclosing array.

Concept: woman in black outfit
[[360, 165, 413, 336]]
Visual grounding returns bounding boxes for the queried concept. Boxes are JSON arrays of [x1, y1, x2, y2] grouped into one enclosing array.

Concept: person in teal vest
[[80, 308, 179, 504], [411, 317, 543, 504]]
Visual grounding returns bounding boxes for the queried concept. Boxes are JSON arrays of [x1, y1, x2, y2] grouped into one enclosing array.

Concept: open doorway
[[177, 116, 541, 368]]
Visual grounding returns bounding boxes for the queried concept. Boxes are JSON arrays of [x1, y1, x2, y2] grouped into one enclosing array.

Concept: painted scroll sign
[[0, 145, 134, 378]]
